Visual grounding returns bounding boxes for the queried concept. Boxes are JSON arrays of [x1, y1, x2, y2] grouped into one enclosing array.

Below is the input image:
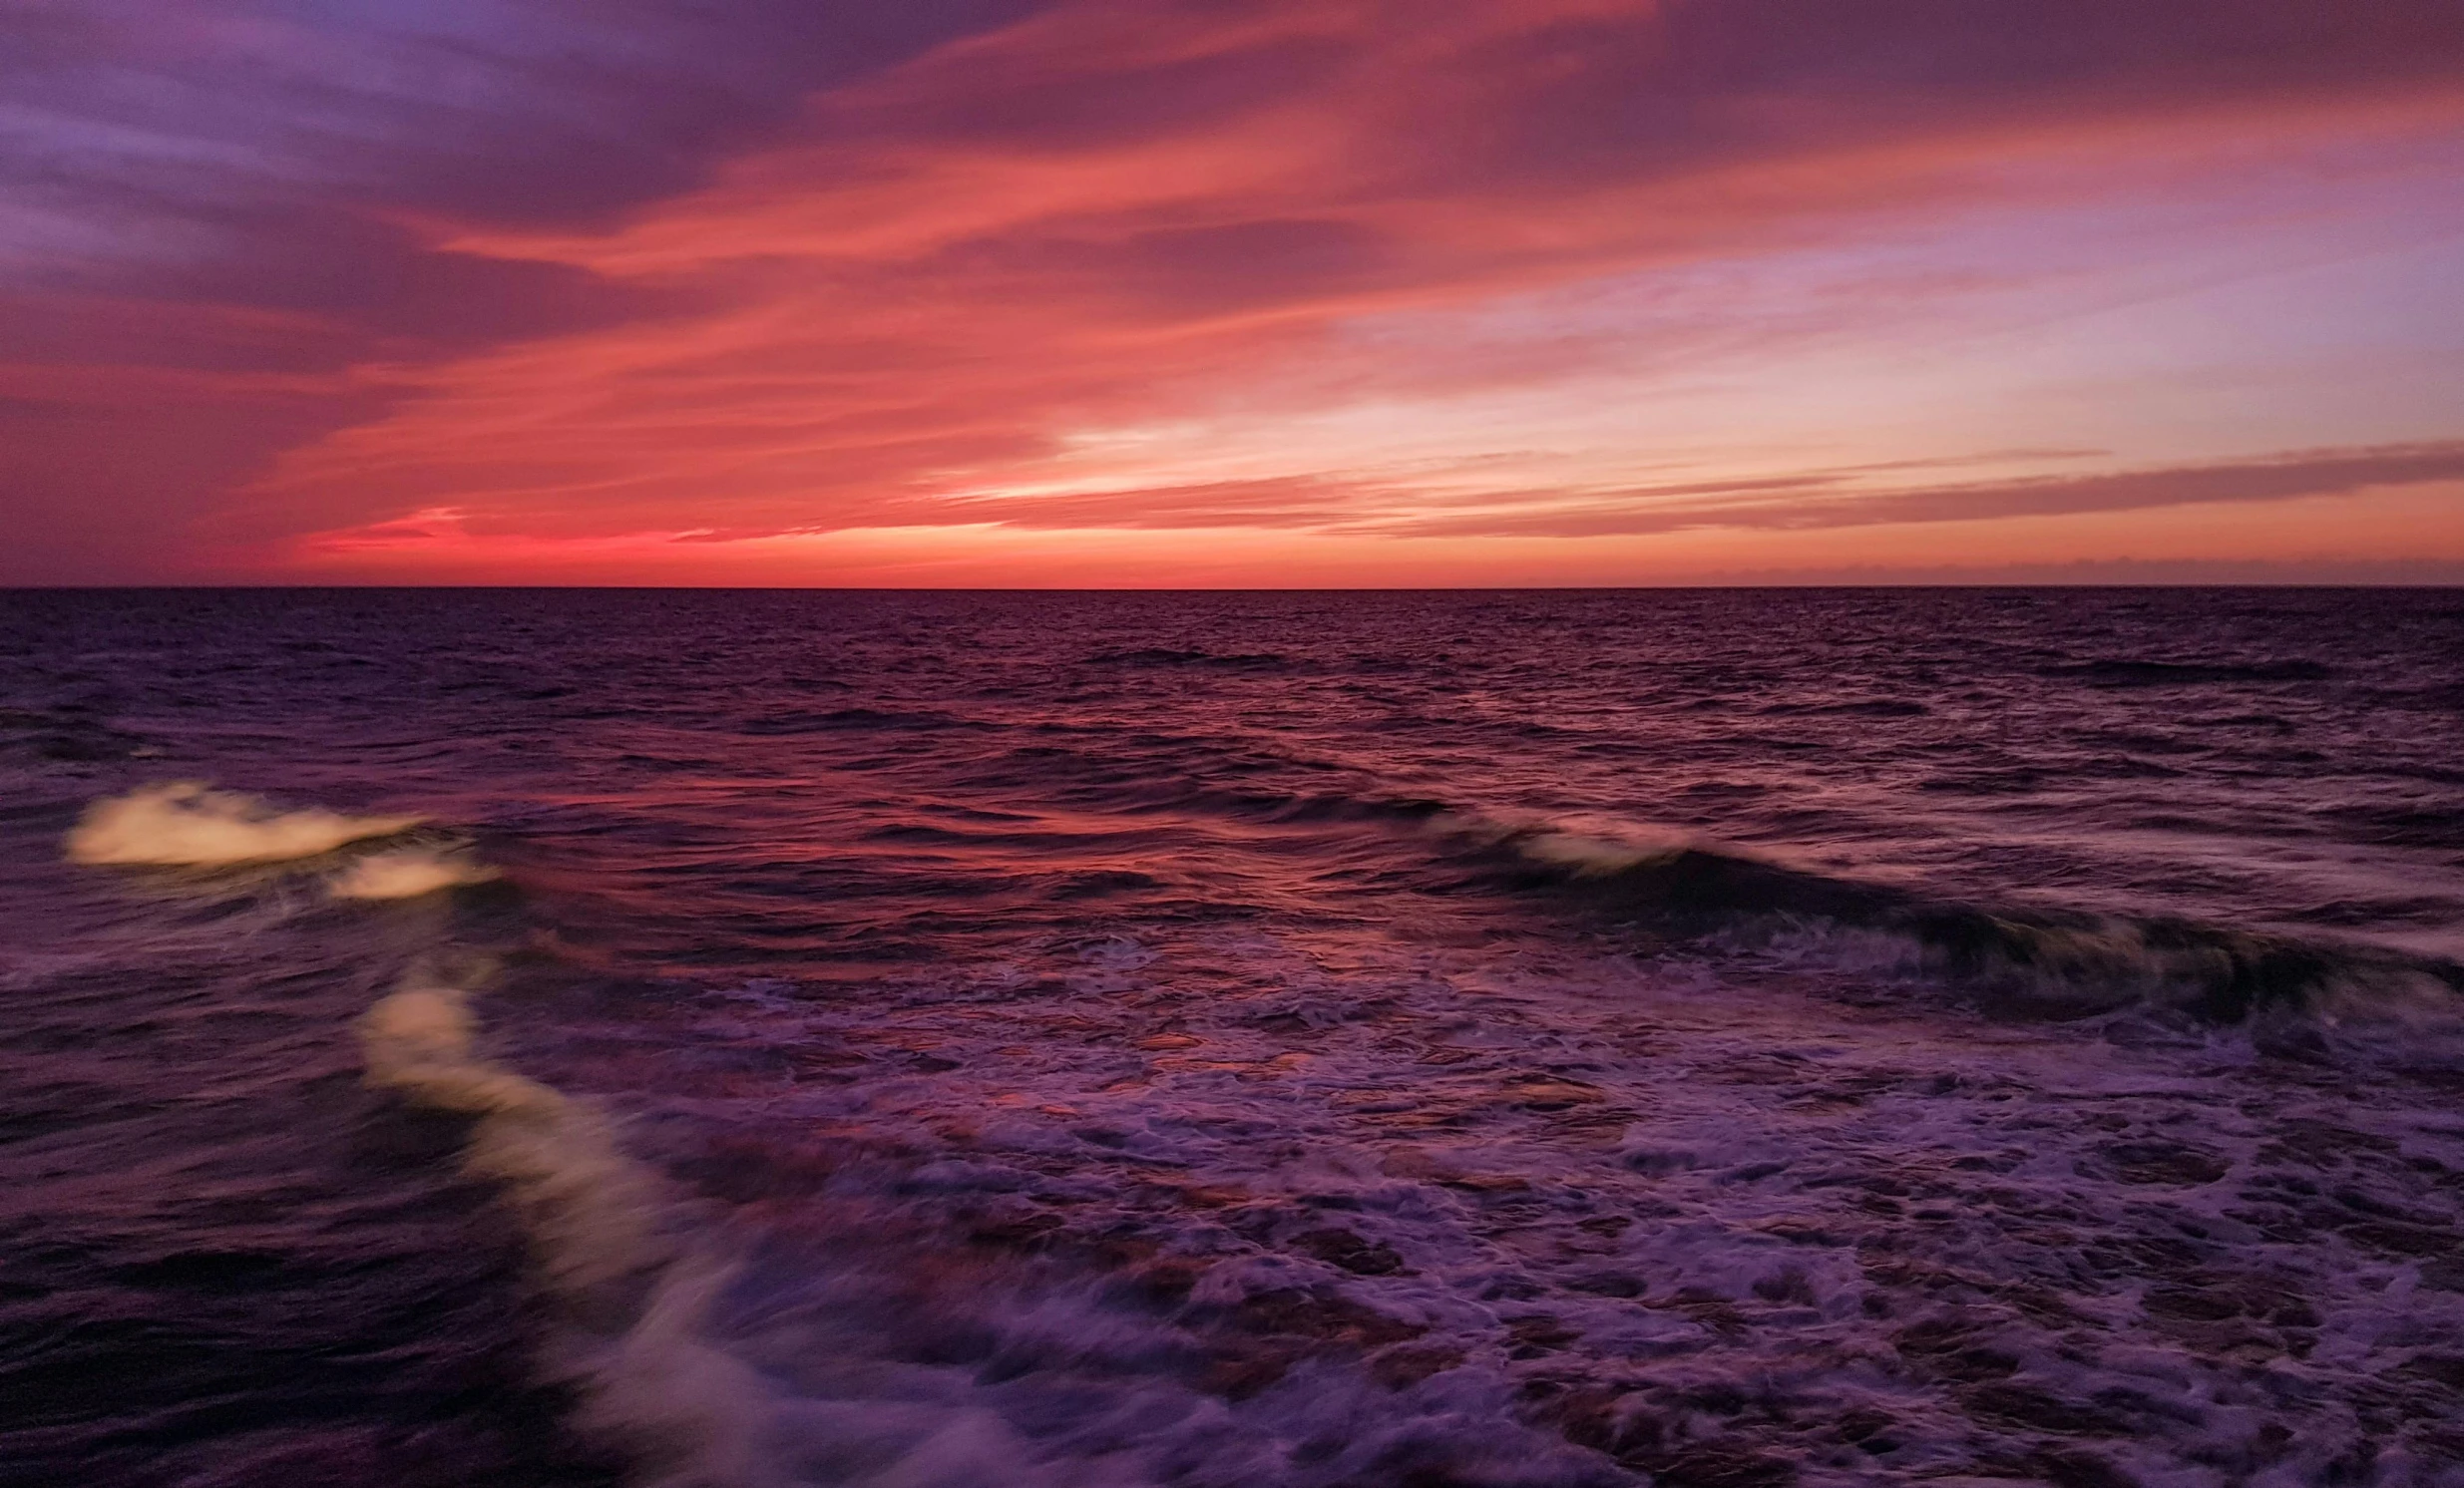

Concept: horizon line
[[9, 579, 2463, 594]]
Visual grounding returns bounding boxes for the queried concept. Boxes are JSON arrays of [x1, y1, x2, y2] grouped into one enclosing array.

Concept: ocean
[[4, 587, 2462, 1488]]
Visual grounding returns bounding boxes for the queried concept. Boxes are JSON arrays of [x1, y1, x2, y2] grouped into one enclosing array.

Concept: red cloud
[[6, 0, 2463, 580]]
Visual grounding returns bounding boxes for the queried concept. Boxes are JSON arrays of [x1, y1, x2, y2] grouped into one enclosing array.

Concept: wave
[[358, 967, 1614, 1488], [329, 847, 500, 901], [356, 967, 780, 1486], [53, 782, 1599, 1488], [65, 782, 422, 867], [854, 747, 2463, 1025], [1427, 815, 2464, 1024], [359, 970, 674, 1296]]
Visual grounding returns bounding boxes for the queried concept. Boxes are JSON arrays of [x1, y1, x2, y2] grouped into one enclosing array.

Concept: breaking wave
[[353, 966, 1611, 1488], [330, 847, 500, 901], [1429, 814, 2464, 1023], [954, 761, 2464, 1024], [357, 965, 781, 1487], [65, 782, 422, 867]]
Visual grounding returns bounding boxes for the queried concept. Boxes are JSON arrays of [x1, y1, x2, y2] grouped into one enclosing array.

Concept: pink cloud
[[6, 0, 2463, 580], [1371, 442, 2464, 538]]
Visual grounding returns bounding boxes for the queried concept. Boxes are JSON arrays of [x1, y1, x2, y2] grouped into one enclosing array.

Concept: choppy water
[[5, 587, 2464, 1488]]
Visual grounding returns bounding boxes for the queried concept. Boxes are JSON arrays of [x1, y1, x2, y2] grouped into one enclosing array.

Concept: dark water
[[5, 587, 2464, 1488]]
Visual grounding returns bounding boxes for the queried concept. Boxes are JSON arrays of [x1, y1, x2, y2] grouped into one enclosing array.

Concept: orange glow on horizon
[[261, 484, 2464, 589]]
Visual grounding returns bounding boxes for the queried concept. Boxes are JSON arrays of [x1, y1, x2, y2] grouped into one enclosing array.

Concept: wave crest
[[330, 847, 499, 901], [1434, 814, 2464, 1023], [66, 782, 421, 867], [358, 973, 670, 1297]]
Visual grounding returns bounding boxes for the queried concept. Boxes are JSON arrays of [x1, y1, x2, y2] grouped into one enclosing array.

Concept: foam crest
[[555, 1261, 784, 1488], [66, 782, 421, 867], [329, 847, 499, 900], [1512, 829, 1684, 877], [353, 968, 803, 1486], [358, 975, 670, 1297], [353, 972, 1097, 1488], [1432, 805, 2464, 1019]]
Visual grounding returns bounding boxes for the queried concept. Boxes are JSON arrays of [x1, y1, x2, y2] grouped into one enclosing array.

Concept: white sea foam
[[66, 782, 421, 867], [563, 921, 2464, 1487], [356, 967, 784, 1485], [322, 798, 2464, 1486], [356, 958, 1622, 1488], [329, 847, 499, 901], [358, 973, 670, 1298]]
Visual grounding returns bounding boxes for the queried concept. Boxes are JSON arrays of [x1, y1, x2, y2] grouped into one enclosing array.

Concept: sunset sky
[[7, 0, 2463, 586]]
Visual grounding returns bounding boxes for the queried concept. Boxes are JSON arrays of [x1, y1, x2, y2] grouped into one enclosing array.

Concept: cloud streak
[[4, 0, 2463, 581], [0, 0, 1045, 576], [1363, 442, 2464, 539]]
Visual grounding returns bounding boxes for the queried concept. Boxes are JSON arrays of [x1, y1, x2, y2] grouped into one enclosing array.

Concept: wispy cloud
[[0, 0, 1043, 576], [4, 0, 2462, 580], [1373, 442, 2464, 538]]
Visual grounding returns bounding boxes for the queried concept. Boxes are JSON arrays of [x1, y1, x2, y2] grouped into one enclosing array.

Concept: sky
[[5, 0, 2464, 586]]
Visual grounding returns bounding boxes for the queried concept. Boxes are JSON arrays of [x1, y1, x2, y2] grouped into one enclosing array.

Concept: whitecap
[[66, 782, 421, 867], [329, 847, 498, 901]]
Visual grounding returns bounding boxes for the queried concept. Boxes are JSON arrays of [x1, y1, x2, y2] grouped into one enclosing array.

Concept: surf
[[65, 782, 422, 868], [330, 847, 500, 900], [1425, 811, 2464, 1024]]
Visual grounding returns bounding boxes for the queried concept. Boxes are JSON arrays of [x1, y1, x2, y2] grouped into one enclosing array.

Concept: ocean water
[[4, 586, 2463, 1488]]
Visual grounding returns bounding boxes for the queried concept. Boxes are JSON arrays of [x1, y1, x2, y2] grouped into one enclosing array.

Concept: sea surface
[[4, 587, 2464, 1488]]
